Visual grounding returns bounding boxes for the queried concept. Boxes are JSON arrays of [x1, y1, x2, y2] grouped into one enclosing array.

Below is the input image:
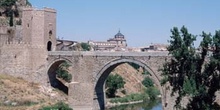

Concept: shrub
[[145, 87, 160, 100], [80, 43, 91, 51], [142, 77, 154, 87], [128, 63, 140, 70], [39, 102, 72, 110], [56, 61, 72, 82], [142, 70, 150, 75]]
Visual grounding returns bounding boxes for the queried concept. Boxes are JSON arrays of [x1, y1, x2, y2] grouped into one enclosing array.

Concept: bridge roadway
[[48, 51, 169, 57], [47, 51, 172, 110]]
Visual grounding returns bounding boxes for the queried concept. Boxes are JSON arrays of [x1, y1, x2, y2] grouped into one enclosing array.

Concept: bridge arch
[[94, 58, 164, 109], [47, 58, 72, 94]]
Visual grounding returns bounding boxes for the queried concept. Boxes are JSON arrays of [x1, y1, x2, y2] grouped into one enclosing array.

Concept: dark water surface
[[106, 100, 162, 110]]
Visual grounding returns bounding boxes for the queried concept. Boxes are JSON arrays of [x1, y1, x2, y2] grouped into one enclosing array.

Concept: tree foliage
[[106, 74, 125, 98], [128, 62, 140, 70], [161, 26, 220, 109], [56, 61, 72, 83], [0, 0, 17, 17], [80, 42, 91, 51], [142, 76, 154, 88], [0, 0, 16, 7], [26, 0, 32, 6], [145, 87, 160, 100], [0, 0, 31, 26]]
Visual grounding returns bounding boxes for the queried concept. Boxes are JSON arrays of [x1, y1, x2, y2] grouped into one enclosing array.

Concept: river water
[[106, 100, 162, 110]]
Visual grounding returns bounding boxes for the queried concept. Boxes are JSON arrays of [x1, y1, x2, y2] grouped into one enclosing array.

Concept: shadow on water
[[106, 99, 162, 110]]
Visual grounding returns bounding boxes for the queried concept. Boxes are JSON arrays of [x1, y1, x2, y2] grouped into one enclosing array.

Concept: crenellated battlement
[[43, 7, 56, 13], [22, 7, 56, 13]]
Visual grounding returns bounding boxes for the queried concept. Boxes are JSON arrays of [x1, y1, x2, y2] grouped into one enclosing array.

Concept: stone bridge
[[47, 51, 174, 110]]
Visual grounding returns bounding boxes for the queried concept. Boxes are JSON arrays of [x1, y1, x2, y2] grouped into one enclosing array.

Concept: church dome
[[115, 30, 124, 38]]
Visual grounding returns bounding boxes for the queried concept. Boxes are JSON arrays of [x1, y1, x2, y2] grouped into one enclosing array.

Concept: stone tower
[[21, 7, 57, 78], [0, 7, 57, 85], [22, 7, 56, 50]]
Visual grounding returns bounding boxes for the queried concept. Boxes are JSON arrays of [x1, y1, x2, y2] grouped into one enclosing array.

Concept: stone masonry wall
[[48, 51, 175, 110], [0, 7, 57, 86]]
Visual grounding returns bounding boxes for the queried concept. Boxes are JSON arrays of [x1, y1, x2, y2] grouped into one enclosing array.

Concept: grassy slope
[[0, 74, 67, 110]]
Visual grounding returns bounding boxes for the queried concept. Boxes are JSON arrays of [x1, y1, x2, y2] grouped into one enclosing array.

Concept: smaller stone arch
[[47, 58, 72, 94], [94, 58, 165, 110]]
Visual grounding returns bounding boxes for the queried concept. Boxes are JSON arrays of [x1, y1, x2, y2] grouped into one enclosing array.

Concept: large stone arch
[[47, 58, 72, 94], [94, 58, 164, 110]]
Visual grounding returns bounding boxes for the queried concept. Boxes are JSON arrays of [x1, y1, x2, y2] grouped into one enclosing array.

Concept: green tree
[[142, 77, 154, 88], [0, 0, 16, 17], [106, 74, 125, 98], [80, 42, 91, 51], [9, 11, 13, 27], [0, 0, 16, 7], [0, 0, 20, 26], [161, 26, 220, 109], [145, 87, 160, 100], [0, 0, 31, 26], [56, 61, 72, 83]]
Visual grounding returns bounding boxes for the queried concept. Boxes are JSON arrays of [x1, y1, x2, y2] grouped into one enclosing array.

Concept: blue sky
[[29, 0, 220, 47]]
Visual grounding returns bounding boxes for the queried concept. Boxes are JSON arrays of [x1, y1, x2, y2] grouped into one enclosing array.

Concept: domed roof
[[115, 30, 124, 38]]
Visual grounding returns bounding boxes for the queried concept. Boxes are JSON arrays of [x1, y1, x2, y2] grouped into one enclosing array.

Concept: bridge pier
[[68, 82, 94, 110]]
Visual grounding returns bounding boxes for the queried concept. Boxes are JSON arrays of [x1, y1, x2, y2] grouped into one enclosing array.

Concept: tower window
[[47, 41, 52, 51], [49, 30, 52, 36]]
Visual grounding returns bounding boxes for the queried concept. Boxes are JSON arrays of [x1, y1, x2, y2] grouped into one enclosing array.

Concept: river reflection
[[106, 100, 162, 110]]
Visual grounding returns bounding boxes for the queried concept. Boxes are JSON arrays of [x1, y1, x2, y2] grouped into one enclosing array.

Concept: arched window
[[47, 41, 52, 51]]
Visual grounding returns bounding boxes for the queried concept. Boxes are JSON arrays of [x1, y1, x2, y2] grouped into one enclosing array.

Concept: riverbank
[[106, 100, 143, 108], [106, 99, 162, 110]]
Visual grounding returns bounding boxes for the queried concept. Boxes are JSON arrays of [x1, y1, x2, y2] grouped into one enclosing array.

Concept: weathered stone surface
[[47, 51, 174, 110], [0, 7, 56, 86], [0, 5, 179, 110]]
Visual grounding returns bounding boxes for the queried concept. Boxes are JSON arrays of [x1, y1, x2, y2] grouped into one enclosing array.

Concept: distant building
[[88, 30, 127, 51], [141, 44, 168, 52]]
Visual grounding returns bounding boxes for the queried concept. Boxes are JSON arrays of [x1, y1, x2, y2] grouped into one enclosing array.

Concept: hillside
[[111, 63, 145, 96], [0, 74, 67, 110]]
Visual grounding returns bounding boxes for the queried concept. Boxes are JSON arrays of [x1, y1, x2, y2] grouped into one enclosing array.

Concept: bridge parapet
[[48, 51, 169, 57]]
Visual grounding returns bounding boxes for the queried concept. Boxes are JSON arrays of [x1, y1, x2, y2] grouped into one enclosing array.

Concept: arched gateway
[[47, 58, 72, 94], [47, 51, 173, 110]]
